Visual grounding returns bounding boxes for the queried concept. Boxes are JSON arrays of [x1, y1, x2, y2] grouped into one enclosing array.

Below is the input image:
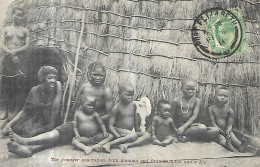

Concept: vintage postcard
[[0, 0, 259, 166]]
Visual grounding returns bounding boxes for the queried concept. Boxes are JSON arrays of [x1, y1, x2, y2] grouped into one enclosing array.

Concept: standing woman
[[0, 7, 30, 119], [1, 66, 62, 137]]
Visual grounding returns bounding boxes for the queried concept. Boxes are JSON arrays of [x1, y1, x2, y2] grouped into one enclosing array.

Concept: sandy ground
[[0, 119, 260, 167], [0, 134, 259, 167]]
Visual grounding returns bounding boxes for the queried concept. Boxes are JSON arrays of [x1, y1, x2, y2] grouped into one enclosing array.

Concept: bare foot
[[178, 136, 188, 143], [160, 142, 167, 147], [0, 112, 8, 120], [9, 128, 27, 145], [93, 144, 102, 152], [226, 140, 236, 152], [84, 147, 93, 155], [239, 136, 249, 153], [153, 139, 161, 146], [119, 144, 128, 153], [7, 141, 32, 157], [102, 144, 111, 153]]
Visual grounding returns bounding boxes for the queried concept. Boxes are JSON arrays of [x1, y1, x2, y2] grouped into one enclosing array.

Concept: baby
[[72, 96, 113, 155], [152, 99, 178, 147], [78, 62, 113, 124], [102, 81, 151, 153], [208, 86, 258, 154], [172, 77, 218, 142]]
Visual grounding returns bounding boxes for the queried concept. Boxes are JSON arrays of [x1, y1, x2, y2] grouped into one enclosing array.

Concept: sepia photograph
[[0, 0, 259, 166]]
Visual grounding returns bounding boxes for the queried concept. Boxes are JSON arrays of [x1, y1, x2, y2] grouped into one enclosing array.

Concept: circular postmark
[[192, 8, 243, 59]]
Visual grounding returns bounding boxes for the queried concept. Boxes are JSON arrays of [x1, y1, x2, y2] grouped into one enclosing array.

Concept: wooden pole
[[63, 11, 86, 123]]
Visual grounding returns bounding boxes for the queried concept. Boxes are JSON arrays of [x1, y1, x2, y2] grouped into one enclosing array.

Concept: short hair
[[38, 66, 58, 83], [157, 99, 171, 110], [215, 85, 229, 95], [87, 62, 106, 83], [12, 7, 25, 15], [181, 77, 196, 87], [119, 81, 134, 93]]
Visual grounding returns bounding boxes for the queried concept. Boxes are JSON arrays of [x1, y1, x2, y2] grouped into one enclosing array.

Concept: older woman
[[1, 66, 62, 137]]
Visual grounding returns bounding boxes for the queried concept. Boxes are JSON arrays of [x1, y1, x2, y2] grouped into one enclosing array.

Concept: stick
[[63, 11, 86, 123]]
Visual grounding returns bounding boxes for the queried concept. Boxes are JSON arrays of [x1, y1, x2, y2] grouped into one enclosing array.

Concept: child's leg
[[229, 132, 258, 154], [102, 128, 137, 153], [72, 138, 93, 155], [183, 123, 207, 138], [161, 136, 176, 146], [7, 141, 51, 157], [216, 134, 236, 152], [92, 133, 114, 152], [119, 132, 151, 153]]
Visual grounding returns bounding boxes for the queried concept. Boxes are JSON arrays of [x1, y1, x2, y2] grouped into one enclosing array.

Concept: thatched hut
[[1, 0, 259, 135]]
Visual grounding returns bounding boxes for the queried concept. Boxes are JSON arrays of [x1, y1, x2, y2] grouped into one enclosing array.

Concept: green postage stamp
[[192, 8, 249, 59]]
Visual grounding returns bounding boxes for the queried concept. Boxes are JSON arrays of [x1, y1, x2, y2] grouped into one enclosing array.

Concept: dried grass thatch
[[1, 0, 259, 135]]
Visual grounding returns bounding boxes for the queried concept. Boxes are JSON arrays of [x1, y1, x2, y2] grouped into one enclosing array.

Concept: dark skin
[[72, 97, 112, 155], [208, 89, 239, 151], [1, 74, 62, 136], [73, 98, 109, 139], [172, 80, 201, 135], [152, 103, 178, 146], [102, 82, 151, 153], [109, 86, 139, 138], [78, 67, 113, 121]]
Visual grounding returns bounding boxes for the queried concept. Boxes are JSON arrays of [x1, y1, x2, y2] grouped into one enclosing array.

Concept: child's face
[[82, 99, 95, 115], [159, 103, 171, 119], [43, 73, 57, 90], [181, 81, 196, 97], [120, 87, 134, 104], [90, 67, 105, 86], [215, 89, 229, 105]]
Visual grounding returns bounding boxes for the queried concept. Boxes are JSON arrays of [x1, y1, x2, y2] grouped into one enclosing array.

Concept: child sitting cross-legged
[[102, 81, 151, 153], [152, 99, 178, 147], [72, 96, 113, 155]]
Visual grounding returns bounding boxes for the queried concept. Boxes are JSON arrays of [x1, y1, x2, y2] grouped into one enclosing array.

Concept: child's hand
[[173, 137, 178, 143], [152, 135, 157, 141], [176, 127, 185, 135], [103, 132, 110, 138], [120, 134, 127, 138], [74, 135, 80, 139], [225, 130, 231, 139]]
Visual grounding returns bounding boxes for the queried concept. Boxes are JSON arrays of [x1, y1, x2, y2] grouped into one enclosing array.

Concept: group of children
[[69, 62, 258, 155], [6, 62, 259, 157]]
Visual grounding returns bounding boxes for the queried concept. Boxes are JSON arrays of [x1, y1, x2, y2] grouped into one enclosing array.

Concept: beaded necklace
[[180, 96, 194, 114]]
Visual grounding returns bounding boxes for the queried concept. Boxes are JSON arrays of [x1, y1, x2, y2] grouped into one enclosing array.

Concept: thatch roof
[[2, 0, 260, 135]]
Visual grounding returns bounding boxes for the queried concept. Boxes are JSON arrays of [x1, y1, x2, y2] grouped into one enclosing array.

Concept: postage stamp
[[192, 8, 248, 59]]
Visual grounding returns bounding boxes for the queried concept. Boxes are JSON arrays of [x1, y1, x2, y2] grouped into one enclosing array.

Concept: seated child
[[152, 99, 178, 147], [78, 62, 113, 124], [208, 86, 259, 154], [172, 77, 218, 142], [72, 96, 113, 155], [102, 81, 151, 153]]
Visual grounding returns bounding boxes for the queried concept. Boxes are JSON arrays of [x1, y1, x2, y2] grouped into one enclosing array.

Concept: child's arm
[[208, 106, 225, 135], [73, 111, 80, 139], [102, 87, 114, 121], [133, 104, 140, 132], [109, 106, 121, 138], [151, 117, 158, 141], [169, 119, 177, 132], [225, 108, 235, 138], [94, 112, 109, 138], [177, 98, 201, 135]]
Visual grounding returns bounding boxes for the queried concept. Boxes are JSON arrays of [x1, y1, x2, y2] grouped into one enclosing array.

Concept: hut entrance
[[25, 47, 63, 93]]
